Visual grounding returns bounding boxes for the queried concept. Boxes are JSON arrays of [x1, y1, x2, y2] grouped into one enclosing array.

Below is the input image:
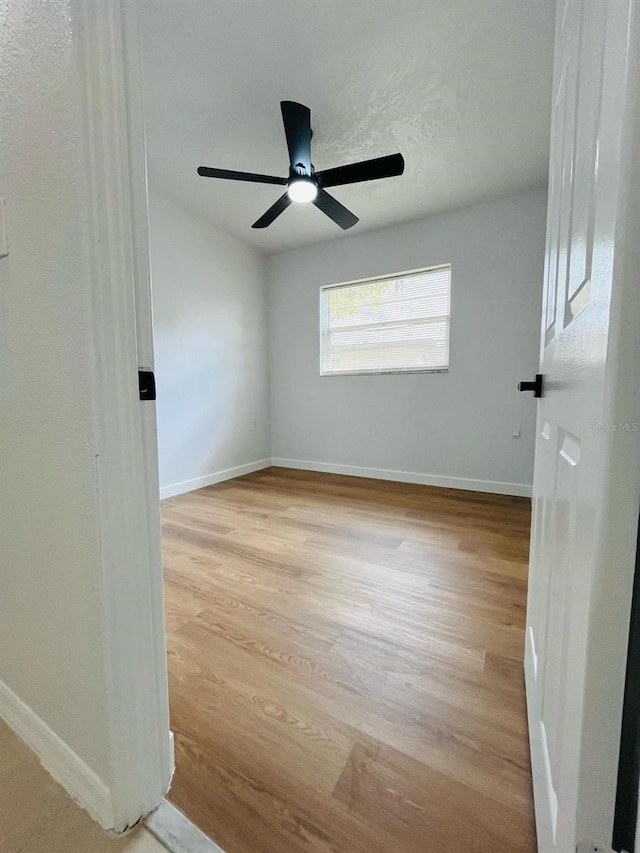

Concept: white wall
[[267, 188, 547, 495], [0, 0, 110, 780], [148, 193, 271, 497]]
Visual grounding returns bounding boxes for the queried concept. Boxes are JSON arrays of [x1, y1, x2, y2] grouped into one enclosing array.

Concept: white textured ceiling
[[139, 0, 555, 254]]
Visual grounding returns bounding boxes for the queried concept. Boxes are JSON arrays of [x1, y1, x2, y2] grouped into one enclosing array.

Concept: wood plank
[[332, 733, 536, 853], [162, 467, 535, 852]]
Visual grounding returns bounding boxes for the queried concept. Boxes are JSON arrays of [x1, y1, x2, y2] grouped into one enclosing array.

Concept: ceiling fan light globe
[[287, 178, 317, 203]]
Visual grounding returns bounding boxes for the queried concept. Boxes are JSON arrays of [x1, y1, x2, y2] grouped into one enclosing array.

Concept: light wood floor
[[161, 467, 536, 853]]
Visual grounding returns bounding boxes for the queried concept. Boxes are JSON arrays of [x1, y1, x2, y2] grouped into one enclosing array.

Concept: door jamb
[[74, 0, 172, 832]]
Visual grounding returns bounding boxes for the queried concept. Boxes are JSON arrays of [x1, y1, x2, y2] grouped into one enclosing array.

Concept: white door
[[525, 0, 640, 851]]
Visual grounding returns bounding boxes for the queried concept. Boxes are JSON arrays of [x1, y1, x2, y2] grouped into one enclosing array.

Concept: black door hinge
[[138, 370, 156, 401]]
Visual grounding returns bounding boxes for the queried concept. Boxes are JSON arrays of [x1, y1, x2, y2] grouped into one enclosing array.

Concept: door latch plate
[[138, 370, 156, 401]]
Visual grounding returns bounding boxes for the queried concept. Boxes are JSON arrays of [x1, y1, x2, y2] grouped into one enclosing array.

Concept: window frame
[[319, 263, 451, 377]]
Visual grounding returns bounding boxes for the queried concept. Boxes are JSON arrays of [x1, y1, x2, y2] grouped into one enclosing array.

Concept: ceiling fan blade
[[252, 193, 292, 228], [280, 101, 312, 175], [197, 166, 287, 185], [313, 189, 359, 230], [316, 153, 405, 188]]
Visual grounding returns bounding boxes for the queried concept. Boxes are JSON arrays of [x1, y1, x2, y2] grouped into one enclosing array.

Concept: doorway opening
[[136, 3, 552, 851], [131, 0, 640, 851]]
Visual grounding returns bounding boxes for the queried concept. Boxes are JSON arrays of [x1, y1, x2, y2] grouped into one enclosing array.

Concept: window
[[319, 265, 451, 376]]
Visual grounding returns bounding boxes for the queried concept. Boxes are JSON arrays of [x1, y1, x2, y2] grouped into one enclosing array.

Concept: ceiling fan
[[197, 101, 405, 230]]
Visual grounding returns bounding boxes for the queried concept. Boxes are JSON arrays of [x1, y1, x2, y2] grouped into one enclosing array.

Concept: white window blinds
[[320, 265, 451, 375]]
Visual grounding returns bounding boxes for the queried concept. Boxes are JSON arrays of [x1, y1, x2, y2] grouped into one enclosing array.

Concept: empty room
[[140, 1, 549, 850], [3, 2, 639, 853]]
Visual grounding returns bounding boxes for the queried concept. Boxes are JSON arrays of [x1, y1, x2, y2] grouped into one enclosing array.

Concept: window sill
[[320, 368, 449, 377]]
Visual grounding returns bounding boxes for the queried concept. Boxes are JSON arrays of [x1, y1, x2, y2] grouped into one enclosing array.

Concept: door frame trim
[[74, 0, 172, 831]]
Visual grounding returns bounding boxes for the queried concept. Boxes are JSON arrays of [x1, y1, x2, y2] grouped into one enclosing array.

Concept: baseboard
[[160, 456, 532, 499], [271, 458, 532, 498], [0, 680, 114, 828], [159, 458, 272, 499], [168, 729, 175, 786]]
